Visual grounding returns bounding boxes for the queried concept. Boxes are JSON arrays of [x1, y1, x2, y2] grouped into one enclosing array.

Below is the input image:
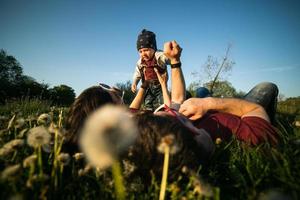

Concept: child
[[131, 29, 170, 111]]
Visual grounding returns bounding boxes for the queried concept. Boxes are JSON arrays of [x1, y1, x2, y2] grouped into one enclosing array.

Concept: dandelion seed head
[[157, 134, 179, 154], [27, 126, 51, 148], [215, 137, 222, 145], [78, 164, 93, 176], [57, 153, 71, 166], [37, 113, 51, 126], [14, 118, 25, 129], [122, 159, 136, 177], [80, 105, 138, 169], [73, 152, 84, 161]]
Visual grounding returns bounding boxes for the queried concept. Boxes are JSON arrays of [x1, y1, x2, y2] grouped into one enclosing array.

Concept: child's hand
[[131, 84, 137, 93], [163, 41, 182, 64]]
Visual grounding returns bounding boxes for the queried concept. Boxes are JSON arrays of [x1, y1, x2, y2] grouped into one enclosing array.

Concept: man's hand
[[131, 83, 137, 93], [163, 41, 182, 64], [179, 98, 209, 120]]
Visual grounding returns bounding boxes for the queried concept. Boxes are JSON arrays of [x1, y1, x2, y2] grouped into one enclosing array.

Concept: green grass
[[0, 99, 299, 199]]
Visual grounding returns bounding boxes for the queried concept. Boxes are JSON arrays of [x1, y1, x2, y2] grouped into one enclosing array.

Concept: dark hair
[[64, 86, 117, 154], [124, 112, 204, 183]]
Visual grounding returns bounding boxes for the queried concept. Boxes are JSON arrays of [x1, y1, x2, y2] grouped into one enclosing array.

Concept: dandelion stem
[[112, 160, 126, 200], [38, 146, 43, 178], [159, 145, 170, 200]]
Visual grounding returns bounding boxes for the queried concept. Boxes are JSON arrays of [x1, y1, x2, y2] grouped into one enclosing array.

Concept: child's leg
[[153, 84, 163, 109], [144, 88, 154, 111], [243, 82, 278, 124]]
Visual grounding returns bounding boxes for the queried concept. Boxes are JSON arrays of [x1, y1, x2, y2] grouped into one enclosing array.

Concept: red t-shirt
[[193, 111, 278, 145]]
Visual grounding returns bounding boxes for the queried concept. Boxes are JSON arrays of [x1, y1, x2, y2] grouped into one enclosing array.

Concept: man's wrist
[[171, 62, 182, 69]]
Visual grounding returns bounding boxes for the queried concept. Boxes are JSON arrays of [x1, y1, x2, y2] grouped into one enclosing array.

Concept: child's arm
[[132, 64, 141, 93], [129, 84, 147, 109]]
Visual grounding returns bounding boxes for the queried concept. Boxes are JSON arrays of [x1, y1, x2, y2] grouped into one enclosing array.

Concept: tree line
[[0, 49, 75, 106]]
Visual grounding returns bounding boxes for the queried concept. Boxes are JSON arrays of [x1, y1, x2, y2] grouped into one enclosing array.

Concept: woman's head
[[124, 112, 204, 182], [65, 85, 123, 153]]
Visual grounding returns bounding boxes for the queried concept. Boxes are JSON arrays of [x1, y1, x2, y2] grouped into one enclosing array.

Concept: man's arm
[[179, 97, 270, 122], [163, 41, 185, 104]]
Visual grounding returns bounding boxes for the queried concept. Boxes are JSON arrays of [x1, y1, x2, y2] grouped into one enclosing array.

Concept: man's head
[[137, 29, 157, 61]]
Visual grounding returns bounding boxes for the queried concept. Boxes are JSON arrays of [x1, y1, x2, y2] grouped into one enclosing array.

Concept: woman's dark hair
[[125, 112, 203, 183], [64, 86, 116, 154]]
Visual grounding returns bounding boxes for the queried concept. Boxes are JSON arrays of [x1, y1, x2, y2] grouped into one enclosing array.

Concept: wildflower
[[14, 118, 26, 129], [57, 153, 71, 166], [23, 154, 38, 168], [181, 166, 189, 174], [80, 105, 138, 169], [215, 137, 222, 145], [0, 139, 24, 156], [157, 134, 179, 200], [78, 164, 93, 176], [157, 134, 179, 154], [192, 177, 213, 197], [1, 164, 21, 180], [27, 126, 51, 148], [73, 152, 84, 161], [37, 113, 51, 126], [122, 159, 136, 177]]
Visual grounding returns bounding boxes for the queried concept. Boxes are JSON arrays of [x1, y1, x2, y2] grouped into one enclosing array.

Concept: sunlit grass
[[0, 99, 299, 199]]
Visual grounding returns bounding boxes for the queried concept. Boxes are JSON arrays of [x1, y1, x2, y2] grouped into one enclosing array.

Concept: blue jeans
[[243, 82, 278, 124], [144, 83, 163, 111]]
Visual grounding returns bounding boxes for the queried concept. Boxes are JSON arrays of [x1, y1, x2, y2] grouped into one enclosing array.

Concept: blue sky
[[1, 0, 299, 97]]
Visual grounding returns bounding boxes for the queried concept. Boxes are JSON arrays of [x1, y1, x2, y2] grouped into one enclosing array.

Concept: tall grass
[[0, 99, 299, 199]]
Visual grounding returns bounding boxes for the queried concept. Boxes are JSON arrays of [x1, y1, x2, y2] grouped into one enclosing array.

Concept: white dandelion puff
[[73, 152, 84, 161], [27, 126, 51, 148], [1, 164, 21, 180], [23, 154, 38, 168], [157, 134, 179, 155], [0, 139, 24, 157], [57, 153, 71, 166], [192, 177, 213, 197], [14, 118, 26, 129], [37, 113, 51, 126], [78, 164, 93, 176], [80, 105, 138, 169]]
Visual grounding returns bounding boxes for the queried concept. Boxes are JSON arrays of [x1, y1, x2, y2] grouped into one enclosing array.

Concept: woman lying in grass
[[65, 40, 279, 182]]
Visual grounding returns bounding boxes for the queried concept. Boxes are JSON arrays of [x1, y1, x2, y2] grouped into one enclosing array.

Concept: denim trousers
[[243, 82, 278, 124], [144, 83, 163, 111]]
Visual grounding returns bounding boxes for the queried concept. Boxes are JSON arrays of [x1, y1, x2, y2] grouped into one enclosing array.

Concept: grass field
[[0, 99, 299, 199]]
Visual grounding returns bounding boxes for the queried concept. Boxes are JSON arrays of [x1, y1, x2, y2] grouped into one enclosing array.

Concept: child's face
[[138, 48, 155, 61]]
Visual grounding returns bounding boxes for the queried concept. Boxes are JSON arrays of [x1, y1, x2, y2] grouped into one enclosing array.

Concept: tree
[[204, 80, 237, 98], [49, 85, 76, 106], [190, 44, 235, 95], [0, 49, 24, 102]]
